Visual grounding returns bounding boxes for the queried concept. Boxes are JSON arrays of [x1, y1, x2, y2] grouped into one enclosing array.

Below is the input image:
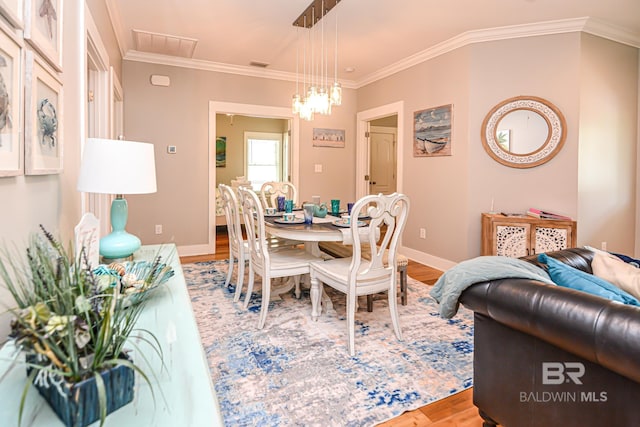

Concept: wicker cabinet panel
[[481, 213, 577, 257], [495, 224, 530, 257], [534, 226, 569, 254]]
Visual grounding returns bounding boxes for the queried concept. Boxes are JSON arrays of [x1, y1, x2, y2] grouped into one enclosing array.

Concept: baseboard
[[399, 246, 457, 272], [177, 243, 215, 257]]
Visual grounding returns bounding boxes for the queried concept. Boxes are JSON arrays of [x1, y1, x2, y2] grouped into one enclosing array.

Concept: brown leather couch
[[458, 248, 640, 427]]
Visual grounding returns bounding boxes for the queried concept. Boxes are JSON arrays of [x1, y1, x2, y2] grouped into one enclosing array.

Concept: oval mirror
[[481, 96, 566, 168]]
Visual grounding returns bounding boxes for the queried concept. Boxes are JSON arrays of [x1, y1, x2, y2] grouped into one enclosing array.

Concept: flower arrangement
[[0, 226, 173, 427]]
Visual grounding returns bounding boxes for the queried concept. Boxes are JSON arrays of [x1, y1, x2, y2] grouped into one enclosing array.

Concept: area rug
[[182, 260, 474, 427]]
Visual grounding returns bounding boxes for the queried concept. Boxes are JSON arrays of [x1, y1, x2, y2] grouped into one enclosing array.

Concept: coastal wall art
[[24, 0, 62, 71], [0, 0, 24, 29], [25, 50, 63, 174], [0, 20, 23, 176], [216, 136, 226, 167], [413, 104, 452, 157], [312, 128, 345, 148]]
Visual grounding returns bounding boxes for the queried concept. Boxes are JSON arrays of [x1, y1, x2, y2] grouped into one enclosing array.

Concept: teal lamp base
[[99, 196, 141, 262]]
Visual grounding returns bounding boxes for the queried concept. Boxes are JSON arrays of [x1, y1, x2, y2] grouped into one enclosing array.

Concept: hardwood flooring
[[180, 230, 484, 427]]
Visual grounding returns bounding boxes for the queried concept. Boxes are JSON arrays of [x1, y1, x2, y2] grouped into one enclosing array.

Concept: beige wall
[[122, 61, 357, 248], [358, 32, 638, 262], [578, 34, 638, 254], [215, 114, 288, 186], [358, 46, 473, 262]]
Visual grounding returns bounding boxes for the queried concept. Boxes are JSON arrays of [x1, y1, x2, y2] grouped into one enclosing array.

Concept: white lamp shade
[[77, 138, 157, 195]]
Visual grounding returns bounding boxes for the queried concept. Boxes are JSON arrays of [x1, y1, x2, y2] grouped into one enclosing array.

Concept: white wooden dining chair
[[309, 193, 410, 356], [260, 181, 298, 209], [218, 184, 251, 302], [237, 187, 318, 329]]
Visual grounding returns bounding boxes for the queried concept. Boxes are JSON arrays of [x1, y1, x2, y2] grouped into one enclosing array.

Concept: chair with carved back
[[259, 181, 298, 209], [309, 193, 410, 355], [237, 187, 318, 329], [218, 184, 250, 302]]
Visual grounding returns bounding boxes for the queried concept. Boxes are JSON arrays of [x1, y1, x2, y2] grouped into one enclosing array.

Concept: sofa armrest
[[460, 278, 640, 383]]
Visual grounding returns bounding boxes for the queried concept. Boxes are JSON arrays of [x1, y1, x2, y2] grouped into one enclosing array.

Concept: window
[[245, 132, 283, 190]]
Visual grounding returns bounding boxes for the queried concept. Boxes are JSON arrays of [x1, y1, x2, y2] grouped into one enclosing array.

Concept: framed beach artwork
[[413, 104, 452, 157], [216, 136, 226, 167], [25, 50, 63, 175], [24, 0, 62, 71], [312, 128, 345, 148], [0, 0, 24, 29], [0, 22, 23, 177]]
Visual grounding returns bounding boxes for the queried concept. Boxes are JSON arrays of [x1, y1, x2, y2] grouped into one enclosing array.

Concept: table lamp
[[77, 138, 157, 261]]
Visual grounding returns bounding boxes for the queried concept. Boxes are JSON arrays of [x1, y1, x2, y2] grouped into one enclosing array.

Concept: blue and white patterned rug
[[182, 260, 474, 426]]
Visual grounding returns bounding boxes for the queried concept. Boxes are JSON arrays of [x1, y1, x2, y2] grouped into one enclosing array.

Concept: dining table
[[264, 210, 374, 319]]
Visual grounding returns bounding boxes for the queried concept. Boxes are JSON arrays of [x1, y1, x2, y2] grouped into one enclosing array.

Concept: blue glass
[[277, 196, 285, 211]]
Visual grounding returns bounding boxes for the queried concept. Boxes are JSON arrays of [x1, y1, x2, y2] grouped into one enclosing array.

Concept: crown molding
[[356, 17, 640, 88], [120, 17, 639, 90], [582, 17, 640, 49], [123, 50, 359, 89]]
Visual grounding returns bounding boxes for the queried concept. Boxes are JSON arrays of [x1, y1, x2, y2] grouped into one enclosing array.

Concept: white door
[[369, 126, 397, 195]]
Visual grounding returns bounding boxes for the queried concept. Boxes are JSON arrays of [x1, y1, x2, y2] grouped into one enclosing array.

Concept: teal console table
[[0, 244, 223, 426]]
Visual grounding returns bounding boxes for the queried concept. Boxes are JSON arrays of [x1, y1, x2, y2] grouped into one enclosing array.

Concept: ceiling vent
[[132, 29, 198, 58]]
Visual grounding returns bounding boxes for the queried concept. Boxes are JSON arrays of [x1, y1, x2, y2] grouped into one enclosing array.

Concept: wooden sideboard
[[481, 213, 577, 257]]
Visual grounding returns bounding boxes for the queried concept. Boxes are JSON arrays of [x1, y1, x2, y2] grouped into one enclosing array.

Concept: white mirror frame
[[481, 96, 566, 168]]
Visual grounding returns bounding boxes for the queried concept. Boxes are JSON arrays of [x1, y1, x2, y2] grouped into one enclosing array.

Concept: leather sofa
[[458, 248, 640, 427]]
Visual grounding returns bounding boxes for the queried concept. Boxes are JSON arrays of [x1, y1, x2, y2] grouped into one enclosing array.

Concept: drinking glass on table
[[285, 199, 294, 213], [303, 204, 314, 224], [347, 203, 354, 215], [277, 196, 286, 212], [330, 199, 340, 216]]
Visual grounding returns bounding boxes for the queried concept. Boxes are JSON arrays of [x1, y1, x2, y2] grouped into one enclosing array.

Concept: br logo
[[542, 362, 585, 385]]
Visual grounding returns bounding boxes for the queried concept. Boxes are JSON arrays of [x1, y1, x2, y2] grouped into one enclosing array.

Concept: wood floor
[[180, 230, 484, 427]]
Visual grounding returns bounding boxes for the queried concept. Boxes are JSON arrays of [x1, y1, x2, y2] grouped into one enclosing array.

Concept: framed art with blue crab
[[0, 20, 23, 177], [25, 50, 63, 175]]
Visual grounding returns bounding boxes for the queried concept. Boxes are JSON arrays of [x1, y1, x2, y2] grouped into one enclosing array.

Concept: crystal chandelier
[[292, 0, 342, 121]]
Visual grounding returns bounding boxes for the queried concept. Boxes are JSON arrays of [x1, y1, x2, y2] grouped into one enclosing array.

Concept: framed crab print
[[0, 21, 23, 177], [25, 50, 63, 175], [0, 0, 24, 29], [24, 0, 62, 71]]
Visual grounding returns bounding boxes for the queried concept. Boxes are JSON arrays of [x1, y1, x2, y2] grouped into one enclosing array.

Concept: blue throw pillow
[[538, 253, 640, 306]]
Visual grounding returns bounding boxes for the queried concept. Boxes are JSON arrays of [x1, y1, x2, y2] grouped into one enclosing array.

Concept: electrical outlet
[[601, 241, 607, 251], [155, 224, 163, 235], [314, 164, 323, 173], [419, 228, 426, 239]]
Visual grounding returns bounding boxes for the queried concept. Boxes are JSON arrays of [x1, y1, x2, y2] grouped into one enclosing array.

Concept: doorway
[[356, 101, 404, 200], [369, 116, 398, 195], [206, 101, 300, 255]]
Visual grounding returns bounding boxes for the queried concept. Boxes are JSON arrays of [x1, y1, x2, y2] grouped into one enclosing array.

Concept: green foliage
[[0, 226, 168, 426]]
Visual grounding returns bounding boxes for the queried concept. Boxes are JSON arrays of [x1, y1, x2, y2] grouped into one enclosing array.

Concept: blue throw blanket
[[430, 256, 555, 318]]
